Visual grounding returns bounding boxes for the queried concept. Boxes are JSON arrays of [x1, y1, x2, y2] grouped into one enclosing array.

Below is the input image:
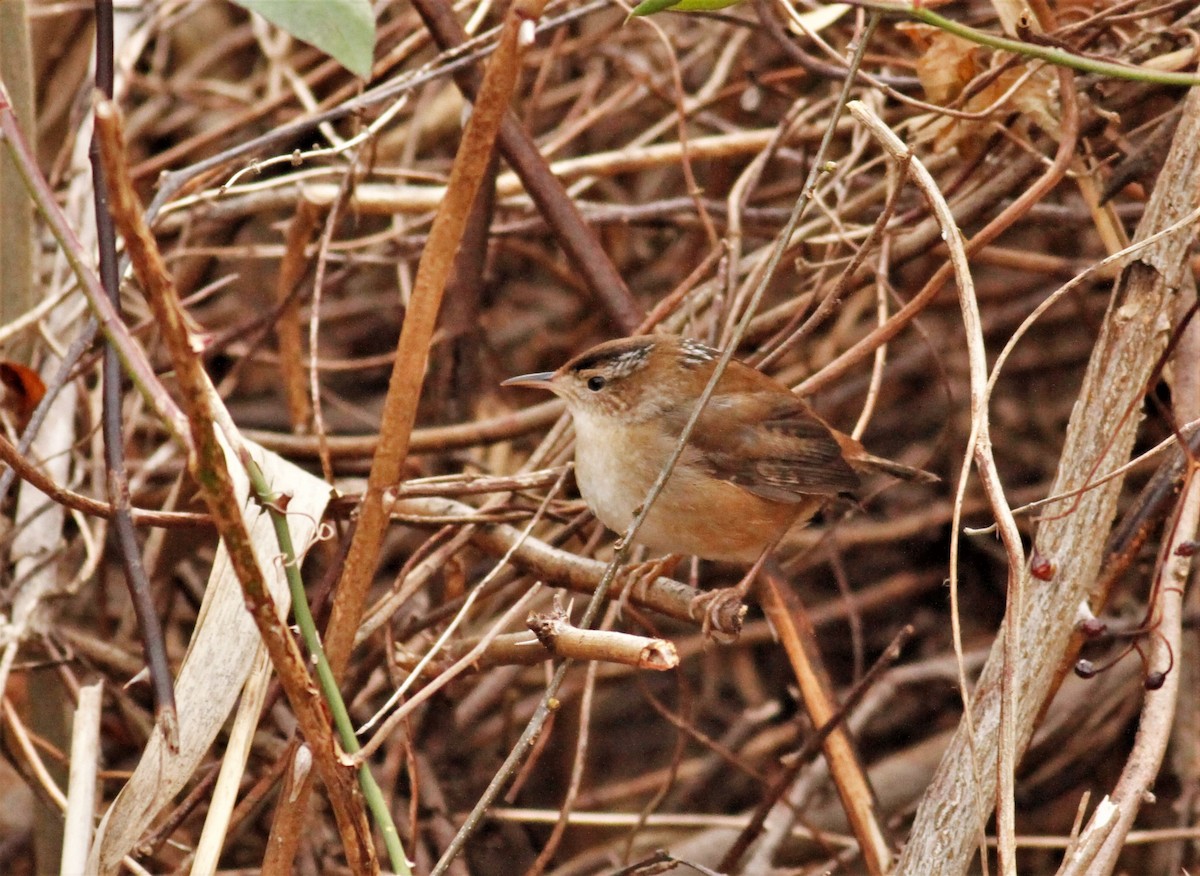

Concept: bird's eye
[[586, 375, 606, 392]]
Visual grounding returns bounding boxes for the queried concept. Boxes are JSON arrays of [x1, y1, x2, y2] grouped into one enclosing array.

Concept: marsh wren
[[503, 335, 931, 564]]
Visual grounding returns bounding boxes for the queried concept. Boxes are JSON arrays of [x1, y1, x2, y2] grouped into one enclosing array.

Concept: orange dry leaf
[[897, 21, 1058, 155], [903, 24, 982, 104], [0, 361, 46, 427]]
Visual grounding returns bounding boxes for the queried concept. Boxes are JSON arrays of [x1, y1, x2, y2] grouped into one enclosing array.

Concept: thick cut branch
[[896, 83, 1200, 875]]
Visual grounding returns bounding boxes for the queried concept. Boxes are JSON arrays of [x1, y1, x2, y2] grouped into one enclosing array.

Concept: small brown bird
[[503, 335, 931, 564]]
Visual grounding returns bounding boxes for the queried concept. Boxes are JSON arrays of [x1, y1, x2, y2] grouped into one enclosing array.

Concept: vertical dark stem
[[90, 0, 178, 743]]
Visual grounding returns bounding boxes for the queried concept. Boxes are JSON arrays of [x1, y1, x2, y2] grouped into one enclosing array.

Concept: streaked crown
[[503, 335, 722, 417]]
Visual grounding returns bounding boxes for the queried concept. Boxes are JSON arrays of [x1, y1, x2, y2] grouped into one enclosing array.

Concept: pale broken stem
[[190, 649, 271, 876], [307, 178, 344, 484], [1058, 797, 1120, 873], [1058, 789, 1093, 863], [526, 605, 679, 670], [60, 682, 104, 875], [849, 100, 1027, 873]]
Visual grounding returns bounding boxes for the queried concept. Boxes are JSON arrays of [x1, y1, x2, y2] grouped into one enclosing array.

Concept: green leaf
[[629, 0, 743, 15], [233, 0, 376, 79], [629, 0, 682, 15]]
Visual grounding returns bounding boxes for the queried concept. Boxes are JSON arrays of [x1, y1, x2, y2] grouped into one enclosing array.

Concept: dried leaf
[[0, 360, 45, 425]]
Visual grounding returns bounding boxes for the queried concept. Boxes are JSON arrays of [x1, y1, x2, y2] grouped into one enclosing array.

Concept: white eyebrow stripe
[[605, 344, 653, 377]]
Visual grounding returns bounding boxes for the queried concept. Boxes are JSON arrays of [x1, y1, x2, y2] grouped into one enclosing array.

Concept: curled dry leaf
[[0, 361, 45, 427], [898, 21, 1059, 155]]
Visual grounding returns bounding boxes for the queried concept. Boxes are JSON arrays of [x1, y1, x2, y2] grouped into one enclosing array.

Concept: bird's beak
[[501, 371, 557, 391]]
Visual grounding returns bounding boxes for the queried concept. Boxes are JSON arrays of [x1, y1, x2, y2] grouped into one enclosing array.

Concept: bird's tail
[[854, 452, 939, 484], [832, 430, 939, 484]]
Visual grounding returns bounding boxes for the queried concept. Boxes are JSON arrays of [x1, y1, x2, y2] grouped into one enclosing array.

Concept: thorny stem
[[851, 0, 1200, 87], [246, 456, 410, 874]]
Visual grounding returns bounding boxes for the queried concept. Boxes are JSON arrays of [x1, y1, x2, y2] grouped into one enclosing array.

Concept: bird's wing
[[669, 390, 861, 502]]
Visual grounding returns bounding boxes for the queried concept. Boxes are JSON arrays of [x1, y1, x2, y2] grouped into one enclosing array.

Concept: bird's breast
[[571, 414, 657, 535]]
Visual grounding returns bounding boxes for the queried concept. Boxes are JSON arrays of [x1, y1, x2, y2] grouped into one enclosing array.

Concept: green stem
[[245, 456, 410, 876], [860, 0, 1200, 87]]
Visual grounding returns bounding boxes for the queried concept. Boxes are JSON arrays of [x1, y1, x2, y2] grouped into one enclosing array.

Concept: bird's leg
[[734, 545, 773, 599], [689, 543, 775, 641]]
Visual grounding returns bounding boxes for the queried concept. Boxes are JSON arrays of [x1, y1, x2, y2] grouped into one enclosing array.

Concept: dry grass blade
[[60, 681, 103, 874]]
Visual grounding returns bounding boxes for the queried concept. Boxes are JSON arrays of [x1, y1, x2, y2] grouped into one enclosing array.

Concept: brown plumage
[[504, 336, 933, 563]]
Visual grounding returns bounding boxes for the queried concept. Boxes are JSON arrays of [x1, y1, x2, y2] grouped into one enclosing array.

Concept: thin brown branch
[[0, 430, 207, 527], [324, 0, 540, 682]]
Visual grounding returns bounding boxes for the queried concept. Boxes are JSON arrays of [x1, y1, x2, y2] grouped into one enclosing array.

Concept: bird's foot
[[689, 587, 747, 643], [689, 549, 769, 642]]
